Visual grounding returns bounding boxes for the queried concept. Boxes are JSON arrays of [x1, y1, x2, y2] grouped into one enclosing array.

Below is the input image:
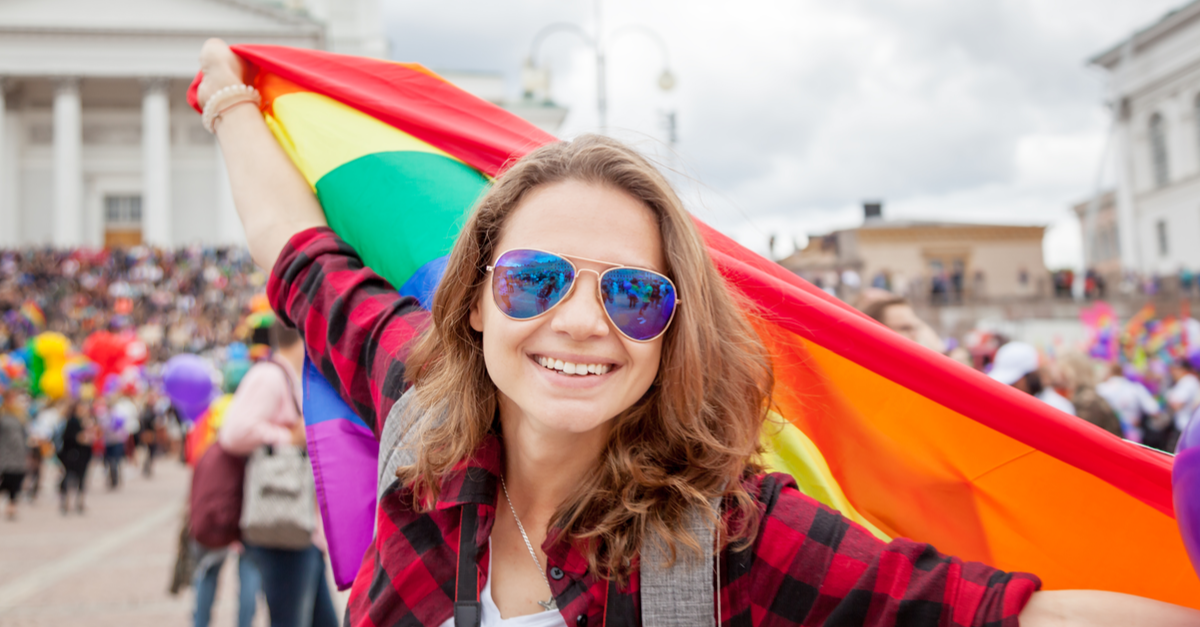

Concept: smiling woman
[[197, 36, 1200, 627]]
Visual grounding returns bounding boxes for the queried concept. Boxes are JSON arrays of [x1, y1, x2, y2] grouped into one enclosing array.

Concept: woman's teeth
[[536, 356, 611, 376]]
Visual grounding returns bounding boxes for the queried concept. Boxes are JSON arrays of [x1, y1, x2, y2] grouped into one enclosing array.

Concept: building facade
[[1091, 0, 1200, 275], [780, 205, 1047, 301], [0, 0, 564, 249], [1071, 191, 1122, 279]]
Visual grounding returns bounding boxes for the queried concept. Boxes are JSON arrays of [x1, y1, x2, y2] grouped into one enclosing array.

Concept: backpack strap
[[640, 500, 720, 627], [376, 390, 719, 626], [377, 389, 432, 501]]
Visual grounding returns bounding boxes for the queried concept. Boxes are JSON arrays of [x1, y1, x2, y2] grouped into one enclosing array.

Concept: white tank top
[[437, 540, 568, 627]]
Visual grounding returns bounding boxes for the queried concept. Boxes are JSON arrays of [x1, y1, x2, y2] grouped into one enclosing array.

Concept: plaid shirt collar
[[432, 432, 503, 511]]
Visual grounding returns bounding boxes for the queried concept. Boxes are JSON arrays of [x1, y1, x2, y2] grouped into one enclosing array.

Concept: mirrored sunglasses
[[486, 248, 680, 342]]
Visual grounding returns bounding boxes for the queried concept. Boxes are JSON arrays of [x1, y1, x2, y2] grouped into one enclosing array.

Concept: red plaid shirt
[[269, 227, 1041, 627]]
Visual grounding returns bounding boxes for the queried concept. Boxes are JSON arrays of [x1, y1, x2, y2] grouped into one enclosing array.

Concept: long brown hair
[[400, 134, 773, 582]]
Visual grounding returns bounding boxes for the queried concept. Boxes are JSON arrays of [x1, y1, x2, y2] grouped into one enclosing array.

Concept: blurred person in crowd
[[988, 342, 1076, 415], [138, 391, 161, 478], [0, 384, 30, 521], [1096, 363, 1161, 443], [218, 323, 336, 627], [100, 392, 136, 489], [1057, 352, 1122, 438], [57, 400, 94, 515], [191, 541, 262, 627], [24, 398, 61, 502], [860, 292, 946, 354], [1167, 359, 1200, 451]]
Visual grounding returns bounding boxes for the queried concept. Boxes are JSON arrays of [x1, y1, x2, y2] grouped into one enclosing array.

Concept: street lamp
[[523, 18, 674, 134]]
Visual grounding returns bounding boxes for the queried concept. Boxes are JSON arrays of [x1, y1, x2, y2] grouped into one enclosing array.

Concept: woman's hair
[[400, 134, 774, 583]]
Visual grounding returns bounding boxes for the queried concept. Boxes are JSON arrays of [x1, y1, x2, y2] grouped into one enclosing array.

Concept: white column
[[142, 78, 172, 246], [53, 77, 82, 248], [214, 145, 244, 245], [1114, 108, 1141, 274], [0, 76, 9, 247], [2, 83, 19, 246]]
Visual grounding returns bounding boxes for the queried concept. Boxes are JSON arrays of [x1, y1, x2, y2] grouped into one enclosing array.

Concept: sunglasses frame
[[485, 248, 681, 343]]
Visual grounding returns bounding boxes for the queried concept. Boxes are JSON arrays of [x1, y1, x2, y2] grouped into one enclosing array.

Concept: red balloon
[[83, 331, 140, 395]]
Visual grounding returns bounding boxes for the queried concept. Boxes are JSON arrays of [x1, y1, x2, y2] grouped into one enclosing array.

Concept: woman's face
[[470, 179, 666, 438]]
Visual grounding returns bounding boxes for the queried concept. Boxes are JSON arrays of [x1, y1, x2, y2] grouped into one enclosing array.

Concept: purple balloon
[[1173, 412, 1200, 580], [162, 354, 214, 422]]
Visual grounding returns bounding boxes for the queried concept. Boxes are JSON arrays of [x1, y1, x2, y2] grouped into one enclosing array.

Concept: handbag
[[189, 442, 247, 548], [239, 443, 316, 549]]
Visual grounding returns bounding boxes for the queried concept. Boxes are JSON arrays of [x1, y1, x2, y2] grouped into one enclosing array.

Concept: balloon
[[39, 369, 66, 400], [30, 332, 70, 399], [249, 293, 271, 313], [83, 331, 144, 395], [222, 360, 251, 393], [227, 342, 249, 362], [33, 332, 70, 363], [1173, 414, 1200, 580], [162, 354, 214, 422]]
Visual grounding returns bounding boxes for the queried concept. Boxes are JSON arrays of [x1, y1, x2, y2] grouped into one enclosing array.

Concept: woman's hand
[[197, 38, 248, 106], [1019, 590, 1200, 626], [197, 39, 327, 272]]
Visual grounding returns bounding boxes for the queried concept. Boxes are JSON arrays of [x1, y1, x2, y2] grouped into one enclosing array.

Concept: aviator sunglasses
[[486, 248, 680, 342]]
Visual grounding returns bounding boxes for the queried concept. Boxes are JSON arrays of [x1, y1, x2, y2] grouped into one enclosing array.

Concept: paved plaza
[[0, 455, 346, 627]]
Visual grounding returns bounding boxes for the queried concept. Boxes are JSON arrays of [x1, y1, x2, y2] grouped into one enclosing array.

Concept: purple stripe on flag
[[306, 418, 378, 589]]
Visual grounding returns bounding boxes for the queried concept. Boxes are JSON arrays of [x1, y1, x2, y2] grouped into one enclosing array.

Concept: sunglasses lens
[[601, 269, 677, 341], [492, 250, 576, 319]]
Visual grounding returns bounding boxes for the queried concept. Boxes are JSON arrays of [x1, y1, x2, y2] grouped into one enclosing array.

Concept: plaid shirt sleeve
[[267, 226, 429, 439], [728, 473, 1041, 627]]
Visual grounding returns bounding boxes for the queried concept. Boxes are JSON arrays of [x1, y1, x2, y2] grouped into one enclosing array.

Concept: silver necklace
[[499, 475, 557, 611]]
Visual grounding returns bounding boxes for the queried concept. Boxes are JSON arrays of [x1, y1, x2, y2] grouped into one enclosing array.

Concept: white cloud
[[383, 0, 1185, 267]]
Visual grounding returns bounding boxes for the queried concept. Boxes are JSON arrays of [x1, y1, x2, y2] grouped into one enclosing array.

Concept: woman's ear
[[469, 297, 484, 333]]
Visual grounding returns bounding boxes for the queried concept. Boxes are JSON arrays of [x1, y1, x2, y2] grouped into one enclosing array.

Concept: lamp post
[[523, 11, 674, 134]]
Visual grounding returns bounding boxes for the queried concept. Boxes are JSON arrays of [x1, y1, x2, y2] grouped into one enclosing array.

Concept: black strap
[[454, 505, 481, 627]]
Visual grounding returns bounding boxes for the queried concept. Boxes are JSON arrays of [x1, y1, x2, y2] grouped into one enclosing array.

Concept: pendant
[[538, 598, 557, 611]]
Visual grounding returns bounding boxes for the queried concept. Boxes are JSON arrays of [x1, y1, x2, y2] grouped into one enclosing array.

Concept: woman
[[217, 322, 337, 627], [0, 385, 29, 521], [58, 400, 95, 515], [198, 38, 1199, 626]]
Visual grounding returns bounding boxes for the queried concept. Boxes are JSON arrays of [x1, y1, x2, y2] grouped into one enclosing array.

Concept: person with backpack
[[217, 323, 336, 627], [200, 38, 1200, 627]]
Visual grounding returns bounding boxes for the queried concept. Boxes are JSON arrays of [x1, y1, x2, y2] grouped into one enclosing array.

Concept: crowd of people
[[860, 289, 1199, 453], [1, 245, 265, 357], [0, 242, 1195, 624], [0, 244, 312, 627]]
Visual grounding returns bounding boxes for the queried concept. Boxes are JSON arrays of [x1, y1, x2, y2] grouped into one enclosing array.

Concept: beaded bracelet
[[202, 84, 262, 133]]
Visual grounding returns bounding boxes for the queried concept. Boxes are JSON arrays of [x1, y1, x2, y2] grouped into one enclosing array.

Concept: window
[[1157, 219, 1169, 258], [104, 195, 142, 227], [1151, 112, 1170, 188]]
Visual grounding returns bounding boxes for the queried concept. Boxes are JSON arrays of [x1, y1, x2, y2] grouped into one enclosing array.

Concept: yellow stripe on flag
[[264, 91, 461, 188], [763, 415, 890, 541]]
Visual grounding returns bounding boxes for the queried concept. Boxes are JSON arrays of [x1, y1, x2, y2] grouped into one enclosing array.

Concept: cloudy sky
[[382, 0, 1184, 267]]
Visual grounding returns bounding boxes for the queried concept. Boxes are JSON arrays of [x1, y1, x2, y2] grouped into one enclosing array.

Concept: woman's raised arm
[[197, 38, 327, 271]]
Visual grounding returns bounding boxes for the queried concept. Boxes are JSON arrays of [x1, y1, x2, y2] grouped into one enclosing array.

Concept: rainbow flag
[[190, 45, 1200, 604]]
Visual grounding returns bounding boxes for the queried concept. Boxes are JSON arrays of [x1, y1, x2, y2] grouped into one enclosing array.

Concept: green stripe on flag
[[315, 151, 489, 288]]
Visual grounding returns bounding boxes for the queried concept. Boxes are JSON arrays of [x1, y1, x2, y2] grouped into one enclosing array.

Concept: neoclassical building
[[1091, 0, 1200, 275], [0, 0, 565, 249]]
